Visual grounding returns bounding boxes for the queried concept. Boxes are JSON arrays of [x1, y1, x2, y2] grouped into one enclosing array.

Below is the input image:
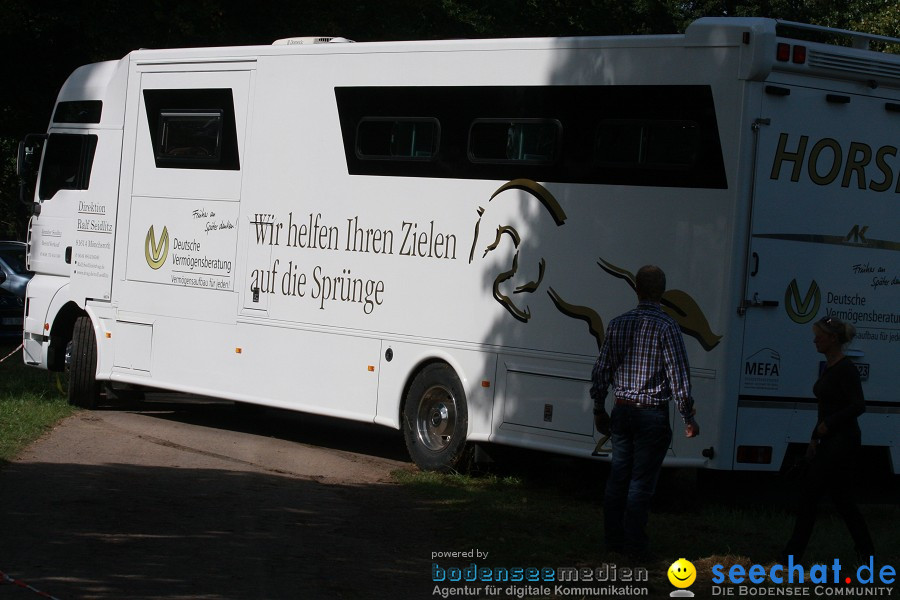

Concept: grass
[[0, 341, 75, 462], [394, 449, 900, 598], [394, 464, 604, 566]]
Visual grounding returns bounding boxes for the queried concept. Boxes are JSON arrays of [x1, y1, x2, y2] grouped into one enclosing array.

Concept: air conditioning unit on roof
[[272, 36, 354, 45]]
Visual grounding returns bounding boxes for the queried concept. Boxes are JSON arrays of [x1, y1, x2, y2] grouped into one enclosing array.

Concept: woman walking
[[782, 316, 875, 563]]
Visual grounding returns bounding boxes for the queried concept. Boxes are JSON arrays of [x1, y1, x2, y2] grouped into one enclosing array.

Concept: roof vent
[[272, 36, 354, 46]]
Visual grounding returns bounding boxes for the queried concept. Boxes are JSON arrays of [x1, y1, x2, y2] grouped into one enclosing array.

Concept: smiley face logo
[[668, 558, 696, 589]]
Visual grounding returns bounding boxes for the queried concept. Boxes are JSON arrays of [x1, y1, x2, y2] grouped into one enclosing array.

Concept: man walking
[[591, 265, 699, 559]]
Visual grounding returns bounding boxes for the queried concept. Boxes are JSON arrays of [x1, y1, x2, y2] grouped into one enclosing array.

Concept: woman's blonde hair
[[813, 316, 855, 345]]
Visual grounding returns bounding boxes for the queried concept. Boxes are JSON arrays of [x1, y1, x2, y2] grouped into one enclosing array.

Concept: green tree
[[1, 0, 897, 239]]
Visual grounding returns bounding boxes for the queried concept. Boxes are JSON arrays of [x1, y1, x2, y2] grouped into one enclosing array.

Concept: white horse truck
[[17, 18, 899, 472]]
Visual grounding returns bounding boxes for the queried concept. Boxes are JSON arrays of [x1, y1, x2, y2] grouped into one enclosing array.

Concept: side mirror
[[17, 134, 47, 205]]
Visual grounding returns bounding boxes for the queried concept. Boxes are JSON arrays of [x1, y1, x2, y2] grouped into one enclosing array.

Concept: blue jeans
[[603, 404, 672, 556]]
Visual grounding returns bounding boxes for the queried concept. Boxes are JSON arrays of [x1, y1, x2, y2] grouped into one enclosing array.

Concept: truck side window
[[595, 119, 700, 168], [143, 89, 240, 170], [468, 120, 561, 164], [335, 85, 726, 189], [356, 118, 439, 160], [38, 133, 98, 201], [158, 110, 224, 161]]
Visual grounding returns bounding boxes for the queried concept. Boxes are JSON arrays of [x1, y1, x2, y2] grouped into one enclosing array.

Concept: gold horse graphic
[[470, 178, 722, 352]]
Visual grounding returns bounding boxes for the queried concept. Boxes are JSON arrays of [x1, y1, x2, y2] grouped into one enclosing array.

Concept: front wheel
[[403, 363, 469, 472], [67, 315, 100, 409]]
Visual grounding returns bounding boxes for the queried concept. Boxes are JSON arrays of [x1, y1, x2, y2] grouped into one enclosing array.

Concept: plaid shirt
[[590, 301, 695, 423]]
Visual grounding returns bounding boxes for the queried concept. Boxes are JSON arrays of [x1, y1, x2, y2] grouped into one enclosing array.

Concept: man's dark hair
[[635, 265, 666, 302]]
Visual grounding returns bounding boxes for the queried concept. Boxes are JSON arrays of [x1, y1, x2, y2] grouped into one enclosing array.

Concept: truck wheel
[[403, 363, 469, 472], [68, 316, 100, 409]]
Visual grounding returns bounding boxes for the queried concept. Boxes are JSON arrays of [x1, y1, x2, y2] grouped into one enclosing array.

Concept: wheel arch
[[47, 301, 88, 371]]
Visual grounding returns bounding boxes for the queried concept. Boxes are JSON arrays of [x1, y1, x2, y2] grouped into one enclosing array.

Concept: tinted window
[[158, 110, 224, 162], [53, 101, 103, 124], [596, 120, 699, 168], [38, 134, 98, 200], [469, 120, 560, 164], [143, 89, 240, 170], [357, 118, 439, 159], [335, 85, 727, 189]]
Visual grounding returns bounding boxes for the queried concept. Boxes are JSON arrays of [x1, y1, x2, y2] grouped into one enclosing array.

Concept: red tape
[[0, 569, 62, 600]]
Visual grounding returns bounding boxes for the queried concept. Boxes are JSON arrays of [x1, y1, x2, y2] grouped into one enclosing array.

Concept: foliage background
[[1, 0, 897, 239]]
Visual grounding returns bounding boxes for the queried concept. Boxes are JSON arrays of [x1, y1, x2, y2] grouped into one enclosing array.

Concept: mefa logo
[[784, 279, 820, 324], [745, 348, 781, 377], [145, 225, 169, 270]]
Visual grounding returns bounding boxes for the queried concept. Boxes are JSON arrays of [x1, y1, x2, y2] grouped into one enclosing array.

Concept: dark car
[[0, 241, 33, 339]]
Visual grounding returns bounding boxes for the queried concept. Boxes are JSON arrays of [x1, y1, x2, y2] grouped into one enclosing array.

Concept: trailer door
[[123, 67, 253, 324], [739, 83, 899, 460]]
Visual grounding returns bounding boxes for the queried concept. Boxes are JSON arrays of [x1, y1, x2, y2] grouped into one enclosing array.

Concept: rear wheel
[[68, 316, 100, 409], [403, 363, 469, 472]]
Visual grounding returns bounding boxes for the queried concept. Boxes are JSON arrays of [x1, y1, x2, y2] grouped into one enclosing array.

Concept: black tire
[[402, 363, 469, 472], [68, 315, 100, 409]]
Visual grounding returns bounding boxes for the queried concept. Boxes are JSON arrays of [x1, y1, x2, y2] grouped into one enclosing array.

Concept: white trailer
[[18, 18, 899, 472]]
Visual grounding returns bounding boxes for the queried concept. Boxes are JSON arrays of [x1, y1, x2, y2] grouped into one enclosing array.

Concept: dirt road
[[0, 400, 445, 600]]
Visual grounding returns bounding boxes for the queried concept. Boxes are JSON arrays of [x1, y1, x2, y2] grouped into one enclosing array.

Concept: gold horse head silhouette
[[469, 179, 566, 323], [470, 179, 722, 352]]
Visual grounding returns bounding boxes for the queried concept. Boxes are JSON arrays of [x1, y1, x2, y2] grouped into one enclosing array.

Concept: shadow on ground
[[0, 459, 441, 600], [128, 394, 413, 464]]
